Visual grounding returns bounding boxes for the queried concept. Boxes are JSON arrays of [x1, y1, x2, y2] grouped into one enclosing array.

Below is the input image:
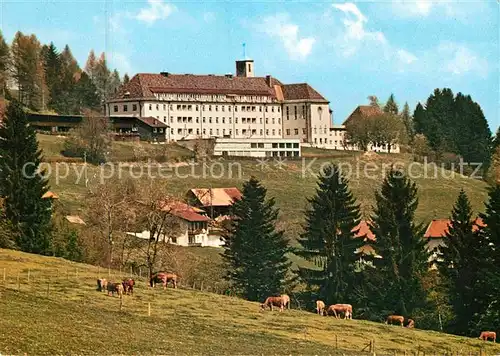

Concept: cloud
[[397, 49, 418, 64], [438, 42, 488, 78], [259, 14, 316, 60], [135, 0, 175, 25], [203, 12, 216, 23], [332, 2, 387, 57], [391, 0, 435, 17], [389, 0, 488, 20], [109, 52, 133, 75]]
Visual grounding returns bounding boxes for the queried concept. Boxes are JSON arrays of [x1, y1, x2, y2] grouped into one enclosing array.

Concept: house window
[[123, 104, 128, 112], [216, 129, 219, 135], [259, 106, 262, 112], [266, 118, 268, 124], [177, 129, 182, 134], [177, 105, 181, 110], [286, 129, 290, 136], [258, 143, 264, 148], [286, 107, 289, 120], [278, 129, 281, 135], [266, 129, 269, 135], [132, 104, 137, 111], [294, 128, 299, 135], [197, 129, 200, 134], [314, 127, 317, 134], [215, 105, 218, 111], [203, 117, 206, 123], [209, 129, 213, 135], [113, 105, 118, 112], [203, 128, 206, 134], [153, 128, 157, 133], [242, 106, 246, 112], [170, 117, 173, 122], [236, 129, 239, 135], [156, 104, 159, 110], [196, 118, 199, 123], [260, 118, 262, 124], [278, 107, 280, 113], [235, 118, 238, 124], [163, 104, 166, 110], [216, 118, 219, 123], [159, 128, 164, 133], [251, 143, 257, 148], [209, 117, 212, 123], [234, 106, 237, 112], [260, 129, 263, 135], [303, 128, 306, 134], [196, 105, 199, 111], [272, 129, 275, 135], [229, 118, 232, 124], [223, 129, 225, 135], [252, 118, 256, 124], [171, 128, 174, 134], [222, 117, 225, 124], [149, 104, 152, 110], [222, 106, 225, 112], [272, 107, 274, 112], [209, 105, 212, 111], [229, 106, 232, 112], [272, 118, 275, 124]]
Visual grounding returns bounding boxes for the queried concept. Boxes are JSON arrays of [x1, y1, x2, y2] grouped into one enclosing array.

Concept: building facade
[[107, 59, 331, 147]]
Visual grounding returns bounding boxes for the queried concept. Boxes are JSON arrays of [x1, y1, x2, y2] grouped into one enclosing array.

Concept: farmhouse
[[186, 187, 242, 218]]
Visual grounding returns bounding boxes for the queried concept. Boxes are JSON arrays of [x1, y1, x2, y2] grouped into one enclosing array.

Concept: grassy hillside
[[0, 249, 498, 355]]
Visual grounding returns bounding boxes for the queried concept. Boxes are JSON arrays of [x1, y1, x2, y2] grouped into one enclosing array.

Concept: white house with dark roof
[[106, 59, 332, 147]]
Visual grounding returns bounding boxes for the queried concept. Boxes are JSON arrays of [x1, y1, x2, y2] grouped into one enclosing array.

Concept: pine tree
[[108, 69, 122, 96], [413, 102, 427, 136], [0, 31, 9, 97], [297, 164, 364, 306], [401, 102, 414, 143], [493, 128, 500, 149], [222, 177, 291, 302], [123, 73, 130, 84], [0, 100, 52, 254], [437, 190, 484, 335], [41, 42, 61, 110], [384, 94, 399, 115], [94, 53, 110, 103], [73, 72, 100, 113], [476, 184, 500, 332], [370, 169, 429, 317], [84, 50, 97, 81]]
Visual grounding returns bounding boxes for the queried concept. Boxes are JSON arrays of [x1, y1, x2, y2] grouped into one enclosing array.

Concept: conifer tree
[[297, 164, 364, 305], [41, 42, 61, 110], [0, 31, 9, 97], [84, 50, 97, 81], [0, 101, 52, 254], [493, 128, 500, 149], [401, 102, 414, 143], [223, 177, 291, 302], [384, 94, 399, 115], [370, 169, 429, 317], [123, 73, 130, 84], [476, 184, 500, 332], [437, 190, 484, 335]]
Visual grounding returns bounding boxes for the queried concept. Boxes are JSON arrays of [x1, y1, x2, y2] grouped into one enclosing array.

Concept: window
[[252, 118, 256, 124], [272, 129, 276, 135], [196, 118, 199, 123], [235, 118, 238, 124], [171, 128, 174, 134], [203, 129, 206, 135], [222, 118, 225, 124], [286, 107, 289, 120], [286, 143, 292, 148], [203, 117, 206, 123], [294, 106, 297, 119], [132, 104, 137, 111], [188, 129, 193, 134], [215, 118, 218, 124], [215, 105, 218, 111], [260, 118, 262, 124], [216, 129, 219, 135], [229, 106, 232, 112], [113, 105, 118, 112], [265, 107, 268, 112], [229, 118, 232, 124], [294, 128, 299, 135], [278, 107, 280, 113], [236, 129, 239, 135], [252, 106, 256, 112], [259, 106, 262, 112], [272, 118, 275, 124], [222, 106, 225, 112], [209, 129, 213, 135], [170, 105, 173, 110], [278, 129, 281, 135], [153, 128, 157, 133], [170, 117, 173, 122], [156, 104, 159, 110], [272, 107, 274, 112], [293, 143, 299, 148], [286, 129, 290, 136], [177, 117, 181, 123], [242, 106, 246, 112], [278, 118, 281, 124], [320, 138, 323, 144], [266, 118, 268, 124], [279, 143, 285, 148], [258, 143, 264, 148], [260, 129, 263, 135], [163, 104, 166, 110], [266, 129, 269, 135], [149, 104, 152, 110], [252, 129, 256, 135], [223, 129, 225, 135], [314, 127, 317, 134], [177, 105, 181, 110], [163, 116, 166, 121], [188, 105, 192, 110], [197, 129, 200, 134], [251, 143, 257, 148], [196, 105, 199, 111], [242, 129, 247, 135], [272, 143, 278, 148], [209, 117, 212, 123], [303, 128, 306, 134], [229, 129, 232, 135], [177, 129, 182, 134], [209, 105, 212, 111], [182, 105, 186, 110], [234, 106, 237, 112]]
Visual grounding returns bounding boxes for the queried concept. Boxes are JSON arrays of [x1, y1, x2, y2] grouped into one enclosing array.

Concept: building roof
[[281, 83, 328, 102], [42, 191, 59, 199], [137, 116, 168, 128], [189, 188, 242, 207], [343, 105, 383, 125], [112, 72, 328, 103], [163, 201, 210, 222], [424, 218, 485, 239]]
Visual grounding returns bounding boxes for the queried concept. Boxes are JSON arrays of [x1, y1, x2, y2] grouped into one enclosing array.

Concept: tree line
[[223, 163, 499, 337], [0, 30, 124, 114], [346, 91, 496, 180]]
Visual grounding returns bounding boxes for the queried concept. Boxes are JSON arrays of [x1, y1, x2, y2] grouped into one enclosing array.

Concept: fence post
[[148, 302, 151, 316]]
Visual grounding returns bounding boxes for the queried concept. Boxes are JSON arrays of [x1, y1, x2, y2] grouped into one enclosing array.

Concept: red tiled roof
[[114, 74, 279, 99], [162, 201, 210, 222], [281, 83, 328, 102], [137, 116, 168, 128], [189, 188, 241, 207], [343, 105, 383, 125], [424, 218, 485, 239], [353, 220, 376, 241]]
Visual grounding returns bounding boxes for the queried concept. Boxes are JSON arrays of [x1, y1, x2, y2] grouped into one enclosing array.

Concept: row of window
[[173, 116, 282, 125], [248, 143, 298, 149], [171, 128, 282, 136]]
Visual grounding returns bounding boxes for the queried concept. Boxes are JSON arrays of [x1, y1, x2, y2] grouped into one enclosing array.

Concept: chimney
[[266, 75, 272, 87], [160, 72, 169, 77], [225, 73, 233, 79]]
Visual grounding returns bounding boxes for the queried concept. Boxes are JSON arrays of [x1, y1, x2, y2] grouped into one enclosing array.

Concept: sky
[[1, 0, 499, 131]]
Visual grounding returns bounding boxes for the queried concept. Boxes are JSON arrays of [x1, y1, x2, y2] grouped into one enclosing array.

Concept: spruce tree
[[223, 177, 291, 302], [297, 164, 364, 306], [437, 190, 484, 335], [123, 73, 130, 84], [476, 184, 500, 332], [384, 94, 399, 115], [401, 102, 414, 143], [370, 169, 429, 317], [0, 31, 9, 96], [0, 100, 52, 254], [493, 128, 500, 149]]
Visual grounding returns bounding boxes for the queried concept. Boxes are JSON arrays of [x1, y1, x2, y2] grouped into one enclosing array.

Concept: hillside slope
[[0, 249, 498, 355]]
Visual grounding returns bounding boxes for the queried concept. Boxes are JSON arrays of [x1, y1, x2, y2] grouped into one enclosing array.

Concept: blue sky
[[2, 0, 499, 131]]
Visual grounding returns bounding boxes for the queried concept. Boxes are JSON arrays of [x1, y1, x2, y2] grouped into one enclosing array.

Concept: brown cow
[[150, 272, 177, 289], [406, 319, 415, 328], [261, 296, 286, 312], [479, 331, 496, 342], [107, 282, 124, 297], [327, 304, 353, 319], [122, 278, 135, 295], [316, 300, 326, 316], [97, 278, 108, 292], [386, 315, 405, 326]]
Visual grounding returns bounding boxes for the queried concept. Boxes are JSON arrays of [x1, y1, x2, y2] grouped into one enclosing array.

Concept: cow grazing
[[107, 282, 124, 297], [122, 278, 135, 295], [479, 331, 496, 342], [97, 279, 108, 292], [281, 294, 290, 309], [150, 272, 178, 289], [386, 315, 405, 327], [316, 300, 326, 316], [406, 319, 415, 328], [261, 296, 286, 312], [327, 304, 353, 319]]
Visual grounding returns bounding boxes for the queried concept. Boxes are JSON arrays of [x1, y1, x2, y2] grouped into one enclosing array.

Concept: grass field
[[0, 249, 498, 355]]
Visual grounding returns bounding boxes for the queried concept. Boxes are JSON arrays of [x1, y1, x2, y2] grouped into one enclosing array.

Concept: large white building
[[107, 59, 332, 147]]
